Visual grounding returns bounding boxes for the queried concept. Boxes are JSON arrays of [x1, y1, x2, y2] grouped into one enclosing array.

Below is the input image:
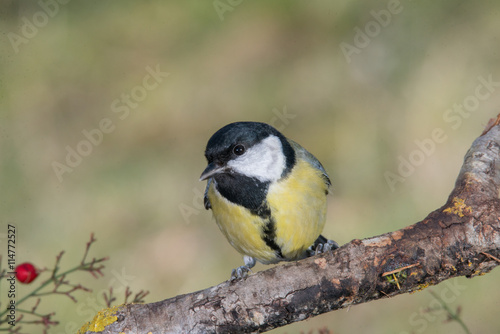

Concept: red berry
[[15, 263, 38, 284]]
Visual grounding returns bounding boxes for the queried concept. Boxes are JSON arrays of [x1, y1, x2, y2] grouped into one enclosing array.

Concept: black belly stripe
[[251, 203, 283, 259], [214, 172, 283, 259], [262, 217, 283, 259]]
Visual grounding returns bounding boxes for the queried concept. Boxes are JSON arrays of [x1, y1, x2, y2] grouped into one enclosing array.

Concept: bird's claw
[[230, 255, 256, 281], [314, 239, 339, 255], [230, 266, 253, 281], [307, 238, 339, 257]]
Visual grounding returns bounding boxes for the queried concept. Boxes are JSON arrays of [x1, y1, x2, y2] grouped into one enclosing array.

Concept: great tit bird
[[200, 122, 338, 279]]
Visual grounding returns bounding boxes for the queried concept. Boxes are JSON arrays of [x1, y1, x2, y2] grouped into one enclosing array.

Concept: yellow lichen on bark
[[443, 197, 472, 217], [78, 305, 122, 333]]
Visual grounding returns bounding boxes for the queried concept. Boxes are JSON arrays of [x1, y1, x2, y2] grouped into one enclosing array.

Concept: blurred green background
[[1, 0, 500, 333]]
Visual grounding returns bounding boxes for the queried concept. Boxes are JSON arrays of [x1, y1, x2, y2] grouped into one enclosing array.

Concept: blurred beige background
[[1, 1, 500, 333]]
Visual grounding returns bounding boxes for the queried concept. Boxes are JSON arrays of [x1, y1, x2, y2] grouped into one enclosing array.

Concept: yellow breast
[[267, 159, 328, 259], [208, 158, 328, 264]]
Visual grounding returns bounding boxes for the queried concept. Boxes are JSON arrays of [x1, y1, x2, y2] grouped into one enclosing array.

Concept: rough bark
[[80, 115, 500, 334]]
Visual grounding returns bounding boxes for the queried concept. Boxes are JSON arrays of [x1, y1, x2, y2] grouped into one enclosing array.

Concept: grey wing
[[203, 178, 212, 210], [288, 139, 331, 190]]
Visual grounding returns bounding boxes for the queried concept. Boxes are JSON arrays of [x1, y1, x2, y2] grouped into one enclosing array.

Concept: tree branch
[[79, 114, 500, 334]]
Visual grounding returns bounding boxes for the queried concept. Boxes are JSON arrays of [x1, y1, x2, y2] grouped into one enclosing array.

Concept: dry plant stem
[[0, 234, 107, 331], [85, 117, 500, 334], [381, 262, 420, 276], [481, 251, 500, 263], [429, 291, 471, 334]]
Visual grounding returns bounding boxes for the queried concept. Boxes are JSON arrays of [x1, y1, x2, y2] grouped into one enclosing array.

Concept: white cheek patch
[[227, 135, 285, 182]]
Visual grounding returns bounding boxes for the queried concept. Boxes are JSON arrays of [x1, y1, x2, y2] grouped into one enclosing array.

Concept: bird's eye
[[233, 144, 245, 156]]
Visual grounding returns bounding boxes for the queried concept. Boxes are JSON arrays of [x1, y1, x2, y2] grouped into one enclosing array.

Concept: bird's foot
[[230, 266, 253, 281], [230, 255, 256, 281], [306, 235, 339, 257], [314, 239, 339, 255]]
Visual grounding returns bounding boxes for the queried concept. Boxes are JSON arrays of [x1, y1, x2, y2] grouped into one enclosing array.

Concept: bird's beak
[[199, 162, 225, 181]]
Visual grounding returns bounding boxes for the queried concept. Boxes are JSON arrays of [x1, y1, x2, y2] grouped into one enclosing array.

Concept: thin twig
[[481, 252, 500, 263], [51, 251, 65, 279], [132, 290, 150, 303], [124, 287, 132, 304], [382, 263, 420, 277], [392, 274, 401, 289], [103, 287, 117, 308], [429, 291, 471, 334], [81, 233, 96, 265]]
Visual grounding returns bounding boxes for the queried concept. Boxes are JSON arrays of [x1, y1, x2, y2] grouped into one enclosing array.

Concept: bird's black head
[[200, 122, 295, 182]]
